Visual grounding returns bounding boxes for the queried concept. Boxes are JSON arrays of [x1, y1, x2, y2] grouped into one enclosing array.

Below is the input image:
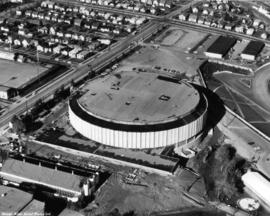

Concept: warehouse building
[[69, 71, 208, 149], [242, 171, 270, 208], [0, 158, 99, 202], [240, 41, 265, 61], [204, 36, 237, 59]]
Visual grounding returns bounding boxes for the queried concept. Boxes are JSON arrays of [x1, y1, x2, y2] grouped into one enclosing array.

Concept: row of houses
[[20, 10, 142, 28], [181, 0, 269, 40], [77, 0, 174, 11], [0, 30, 96, 60], [17, 3, 146, 34], [179, 13, 268, 39], [39, 1, 147, 25]]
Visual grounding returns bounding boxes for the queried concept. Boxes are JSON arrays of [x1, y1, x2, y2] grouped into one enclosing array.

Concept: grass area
[[174, 30, 207, 50]]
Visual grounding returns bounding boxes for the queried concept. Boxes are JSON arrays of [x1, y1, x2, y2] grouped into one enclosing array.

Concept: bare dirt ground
[[155, 27, 208, 51], [91, 170, 202, 215], [120, 45, 201, 77]]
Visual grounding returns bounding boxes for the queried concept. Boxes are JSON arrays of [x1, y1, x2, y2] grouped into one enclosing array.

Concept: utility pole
[[36, 49, 41, 86]]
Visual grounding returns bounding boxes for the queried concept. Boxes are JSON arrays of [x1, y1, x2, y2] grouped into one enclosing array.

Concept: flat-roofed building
[[0, 186, 44, 215], [0, 85, 15, 100], [0, 158, 97, 202], [241, 41, 265, 61], [204, 36, 237, 59]]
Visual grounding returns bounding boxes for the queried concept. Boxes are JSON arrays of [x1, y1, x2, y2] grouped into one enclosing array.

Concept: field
[[156, 27, 208, 51], [0, 59, 50, 89], [158, 28, 185, 46]]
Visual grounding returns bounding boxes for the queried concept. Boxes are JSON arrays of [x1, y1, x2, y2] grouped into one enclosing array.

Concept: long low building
[[241, 41, 265, 61], [0, 158, 97, 202], [69, 71, 208, 149], [242, 171, 270, 207], [204, 36, 237, 59]]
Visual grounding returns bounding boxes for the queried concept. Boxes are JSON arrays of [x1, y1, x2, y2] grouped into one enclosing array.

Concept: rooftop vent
[[159, 95, 170, 101], [111, 86, 119, 90]]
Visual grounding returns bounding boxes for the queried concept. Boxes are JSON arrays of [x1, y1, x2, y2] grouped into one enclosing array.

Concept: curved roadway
[[253, 64, 270, 111]]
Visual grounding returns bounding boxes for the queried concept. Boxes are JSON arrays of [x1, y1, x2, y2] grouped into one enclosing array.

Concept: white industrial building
[[242, 171, 270, 207], [0, 86, 15, 100]]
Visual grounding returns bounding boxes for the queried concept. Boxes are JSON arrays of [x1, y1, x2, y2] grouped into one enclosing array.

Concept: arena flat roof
[[242, 41, 265, 56], [79, 71, 200, 125], [0, 186, 33, 214], [0, 159, 83, 194], [206, 36, 237, 57], [0, 59, 49, 89]]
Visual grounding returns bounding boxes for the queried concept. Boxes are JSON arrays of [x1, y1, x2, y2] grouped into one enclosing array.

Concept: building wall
[[0, 90, 9, 100], [0, 171, 81, 198], [241, 53, 255, 61], [69, 103, 207, 149], [242, 171, 270, 207], [204, 52, 223, 59]]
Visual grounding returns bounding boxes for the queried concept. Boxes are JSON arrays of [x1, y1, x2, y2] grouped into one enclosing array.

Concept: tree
[[123, 211, 137, 216], [10, 115, 26, 136], [187, 144, 250, 204], [107, 208, 121, 216]]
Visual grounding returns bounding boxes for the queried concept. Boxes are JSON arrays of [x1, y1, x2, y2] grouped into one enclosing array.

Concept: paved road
[[253, 63, 270, 111], [219, 109, 270, 179]]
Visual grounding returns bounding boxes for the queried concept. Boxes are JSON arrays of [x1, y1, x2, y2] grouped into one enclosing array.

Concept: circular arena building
[[69, 71, 208, 149]]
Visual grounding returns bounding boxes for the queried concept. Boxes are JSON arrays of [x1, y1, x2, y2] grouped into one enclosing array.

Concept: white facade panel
[[149, 132, 154, 148], [122, 131, 128, 148], [69, 102, 207, 149], [154, 132, 159, 148], [127, 132, 132, 148], [115, 130, 120, 148]]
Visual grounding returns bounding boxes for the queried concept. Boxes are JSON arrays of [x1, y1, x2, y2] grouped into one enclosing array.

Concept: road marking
[[225, 86, 246, 119]]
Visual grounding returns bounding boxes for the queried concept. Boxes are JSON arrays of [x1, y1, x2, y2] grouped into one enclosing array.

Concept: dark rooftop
[[242, 40, 265, 56], [206, 36, 237, 56]]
